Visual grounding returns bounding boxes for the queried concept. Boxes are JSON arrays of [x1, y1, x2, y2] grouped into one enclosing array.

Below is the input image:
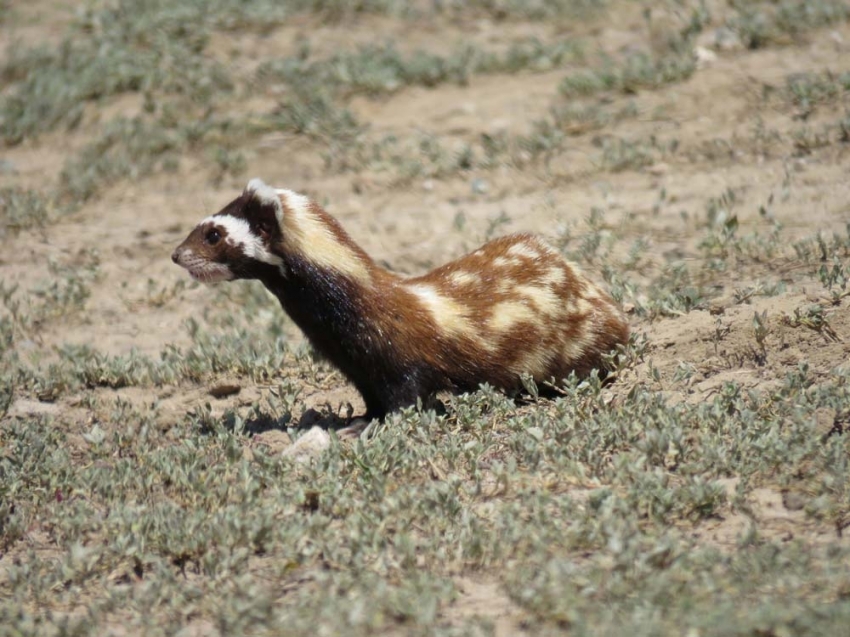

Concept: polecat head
[[172, 178, 285, 283]]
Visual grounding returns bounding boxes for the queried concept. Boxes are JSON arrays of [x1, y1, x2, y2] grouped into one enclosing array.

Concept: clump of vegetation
[[559, 51, 696, 96], [448, 0, 607, 21], [728, 0, 850, 49], [259, 38, 583, 98], [784, 70, 850, 113], [0, 187, 52, 234]]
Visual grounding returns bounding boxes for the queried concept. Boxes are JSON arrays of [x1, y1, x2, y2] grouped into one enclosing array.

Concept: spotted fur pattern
[[172, 179, 629, 419]]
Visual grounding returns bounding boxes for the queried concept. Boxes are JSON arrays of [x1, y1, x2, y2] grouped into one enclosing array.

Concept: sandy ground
[[2, 2, 850, 632]]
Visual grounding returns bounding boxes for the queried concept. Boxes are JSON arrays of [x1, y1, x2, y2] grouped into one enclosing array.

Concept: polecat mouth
[[186, 268, 233, 284], [174, 251, 235, 283]]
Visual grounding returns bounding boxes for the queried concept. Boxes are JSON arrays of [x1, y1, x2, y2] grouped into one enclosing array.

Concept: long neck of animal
[[260, 195, 393, 350], [281, 194, 380, 283]]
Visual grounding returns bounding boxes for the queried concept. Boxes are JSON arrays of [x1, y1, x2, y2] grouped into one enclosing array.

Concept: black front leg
[[382, 375, 437, 419], [355, 383, 391, 422], [357, 371, 432, 422]]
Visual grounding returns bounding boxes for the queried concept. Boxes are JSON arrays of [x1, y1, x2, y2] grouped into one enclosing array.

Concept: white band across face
[[200, 215, 283, 267]]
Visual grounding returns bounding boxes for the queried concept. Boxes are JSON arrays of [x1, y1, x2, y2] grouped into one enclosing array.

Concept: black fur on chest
[[260, 256, 441, 418]]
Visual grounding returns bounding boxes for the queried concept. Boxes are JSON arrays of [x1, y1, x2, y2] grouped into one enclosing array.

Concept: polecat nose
[[171, 249, 180, 264]]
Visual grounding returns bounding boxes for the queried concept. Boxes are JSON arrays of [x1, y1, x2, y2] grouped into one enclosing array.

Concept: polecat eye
[[206, 229, 221, 245]]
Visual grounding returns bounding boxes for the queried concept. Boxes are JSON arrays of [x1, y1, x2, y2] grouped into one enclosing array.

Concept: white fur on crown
[[245, 178, 284, 224], [275, 188, 311, 214], [202, 215, 283, 266]]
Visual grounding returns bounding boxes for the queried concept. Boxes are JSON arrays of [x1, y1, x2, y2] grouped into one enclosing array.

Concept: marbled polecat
[[172, 179, 629, 420]]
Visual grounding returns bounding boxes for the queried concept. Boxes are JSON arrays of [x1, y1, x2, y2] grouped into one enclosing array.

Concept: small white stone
[[471, 178, 489, 194], [694, 46, 717, 69], [282, 426, 330, 463]]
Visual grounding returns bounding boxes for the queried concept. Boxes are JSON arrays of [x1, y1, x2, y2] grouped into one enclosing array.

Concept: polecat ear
[[244, 178, 284, 227]]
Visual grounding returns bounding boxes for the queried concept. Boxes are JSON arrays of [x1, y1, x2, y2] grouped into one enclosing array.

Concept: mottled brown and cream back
[[398, 233, 628, 384]]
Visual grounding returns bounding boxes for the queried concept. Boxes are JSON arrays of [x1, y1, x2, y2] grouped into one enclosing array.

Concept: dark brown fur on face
[[173, 179, 630, 420]]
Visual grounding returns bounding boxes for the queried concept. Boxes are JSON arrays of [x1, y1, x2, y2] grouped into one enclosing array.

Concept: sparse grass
[[268, 91, 363, 145], [0, 187, 52, 235], [258, 38, 584, 99], [5, 0, 850, 634], [257, 37, 590, 175], [784, 70, 850, 114], [58, 114, 246, 205], [320, 122, 576, 180], [13, 319, 292, 400], [697, 191, 787, 267], [782, 303, 841, 342], [557, 192, 845, 322], [0, 252, 101, 359], [3, 354, 850, 634], [549, 100, 640, 135], [450, 0, 607, 21], [510, 541, 850, 635], [0, 1, 593, 204], [559, 51, 696, 97], [596, 135, 660, 171], [793, 223, 850, 263], [729, 0, 850, 49], [0, 10, 232, 144]]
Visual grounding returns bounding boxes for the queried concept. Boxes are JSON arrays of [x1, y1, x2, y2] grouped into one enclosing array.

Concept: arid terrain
[[2, 1, 850, 635]]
